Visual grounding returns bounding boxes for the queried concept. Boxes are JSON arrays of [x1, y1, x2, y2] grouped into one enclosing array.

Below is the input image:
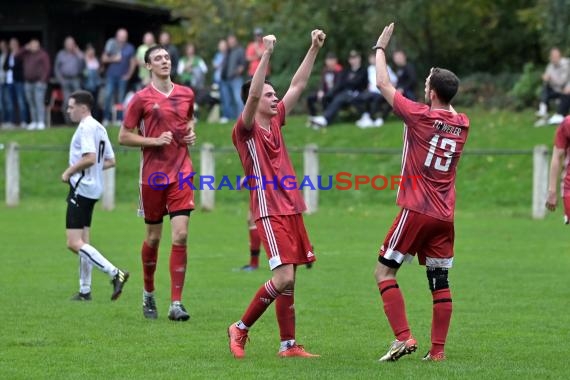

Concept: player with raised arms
[[228, 29, 325, 359], [372, 23, 470, 362]]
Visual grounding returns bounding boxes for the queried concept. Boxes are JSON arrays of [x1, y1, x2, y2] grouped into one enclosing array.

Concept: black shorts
[[66, 189, 98, 229]]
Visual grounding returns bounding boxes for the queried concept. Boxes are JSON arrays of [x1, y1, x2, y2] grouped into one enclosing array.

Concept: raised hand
[[263, 35, 276, 54], [376, 22, 394, 50], [311, 29, 326, 48]]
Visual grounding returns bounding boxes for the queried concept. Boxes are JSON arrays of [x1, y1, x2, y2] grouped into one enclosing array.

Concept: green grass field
[[1, 110, 568, 379]]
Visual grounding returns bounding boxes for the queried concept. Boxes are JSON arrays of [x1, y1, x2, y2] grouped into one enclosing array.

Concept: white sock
[[279, 339, 296, 352], [78, 244, 118, 277], [143, 290, 154, 298], [236, 321, 249, 330], [79, 256, 92, 294]]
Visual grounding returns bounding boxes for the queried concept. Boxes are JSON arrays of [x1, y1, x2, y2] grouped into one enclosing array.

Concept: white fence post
[[303, 144, 319, 214], [102, 167, 116, 211], [532, 145, 549, 219], [200, 143, 215, 211], [6, 142, 20, 207]]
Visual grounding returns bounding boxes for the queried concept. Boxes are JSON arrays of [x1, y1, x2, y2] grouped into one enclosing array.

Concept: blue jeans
[[220, 77, 244, 119], [3, 82, 29, 124], [103, 76, 128, 121], [0, 84, 4, 122], [24, 81, 47, 124], [60, 78, 82, 113]]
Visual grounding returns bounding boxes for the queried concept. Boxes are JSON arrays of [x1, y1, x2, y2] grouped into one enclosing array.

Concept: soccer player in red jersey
[[227, 30, 325, 359], [372, 23, 470, 362], [546, 116, 570, 223], [118, 45, 197, 321]]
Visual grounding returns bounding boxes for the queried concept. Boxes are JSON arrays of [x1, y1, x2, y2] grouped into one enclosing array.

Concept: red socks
[[276, 289, 295, 341], [249, 227, 261, 267], [378, 279, 410, 341], [241, 280, 280, 327], [170, 244, 187, 302], [431, 288, 453, 355], [141, 241, 158, 292]]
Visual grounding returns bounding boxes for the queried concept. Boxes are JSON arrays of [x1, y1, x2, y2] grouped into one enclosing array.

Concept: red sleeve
[[392, 91, 428, 127], [186, 87, 195, 120], [123, 94, 143, 130], [233, 114, 254, 143], [245, 43, 255, 60], [554, 118, 570, 149], [276, 101, 286, 128]]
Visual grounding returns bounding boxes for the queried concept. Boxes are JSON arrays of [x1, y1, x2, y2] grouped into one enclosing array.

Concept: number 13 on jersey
[[424, 134, 456, 172]]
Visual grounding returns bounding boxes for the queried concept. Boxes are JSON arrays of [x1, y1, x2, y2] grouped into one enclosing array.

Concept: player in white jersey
[[61, 90, 129, 301]]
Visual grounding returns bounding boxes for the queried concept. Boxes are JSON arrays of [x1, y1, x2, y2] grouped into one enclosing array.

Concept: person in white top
[[355, 51, 398, 128], [61, 90, 129, 301]]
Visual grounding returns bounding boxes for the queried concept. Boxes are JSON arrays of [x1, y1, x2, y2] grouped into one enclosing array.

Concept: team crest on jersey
[[152, 103, 160, 109]]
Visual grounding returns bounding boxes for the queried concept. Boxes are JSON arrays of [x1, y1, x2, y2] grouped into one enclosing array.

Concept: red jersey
[[123, 84, 194, 184], [554, 116, 570, 197], [232, 102, 306, 221], [392, 92, 470, 222]]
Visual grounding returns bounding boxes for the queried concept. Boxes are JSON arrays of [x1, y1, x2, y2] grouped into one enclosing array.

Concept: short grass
[[0, 109, 567, 379], [0, 201, 568, 379]]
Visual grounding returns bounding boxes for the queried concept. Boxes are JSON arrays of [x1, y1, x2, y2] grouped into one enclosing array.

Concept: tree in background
[[139, 0, 561, 109]]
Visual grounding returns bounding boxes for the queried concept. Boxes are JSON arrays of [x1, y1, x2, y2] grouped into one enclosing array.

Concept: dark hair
[[69, 90, 94, 110], [241, 79, 274, 103], [429, 68, 459, 104], [144, 44, 167, 64]]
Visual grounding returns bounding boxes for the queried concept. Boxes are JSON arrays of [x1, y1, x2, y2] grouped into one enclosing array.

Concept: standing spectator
[[354, 51, 397, 128], [3, 38, 28, 128], [101, 28, 136, 126], [373, 23, 470, 363], [159, 31, 179, 81], [212, 39, 227, 87], [118, 45, 197, 321], [306, 51, 342, 118], [136, 32, 155, 88], [220, 34, 246, 122], [546, 116, 570, 223], [22, 39, 50, 130], [83, 44, 102, 120], [177, 43, 209, 115], [245, 27, 270, 79], [310, 50, 367, 128], [536, 47, 570, 126], [62, 90, 129, 301], [393, 50, 417, 100], [54, 36, 84, 123], [177, 42, 208, 90], [0, 39, 7, 128]]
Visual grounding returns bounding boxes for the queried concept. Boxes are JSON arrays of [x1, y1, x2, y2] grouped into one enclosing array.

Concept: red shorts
[[139, 182, 195, 223], [379, 208, 454, 268], [564, 197, 570, 224], [255, 214, 316, 270]]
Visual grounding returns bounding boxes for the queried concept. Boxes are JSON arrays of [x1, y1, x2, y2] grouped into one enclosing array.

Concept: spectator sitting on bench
[[354, 51, 397, 129], [310, 49, 367, 128]]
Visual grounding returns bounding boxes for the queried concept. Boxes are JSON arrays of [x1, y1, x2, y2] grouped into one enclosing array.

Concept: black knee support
[[426, 267, 449, 292]]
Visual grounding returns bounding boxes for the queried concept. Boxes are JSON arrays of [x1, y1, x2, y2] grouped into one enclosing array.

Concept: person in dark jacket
[[310, 50, 367, 128]]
